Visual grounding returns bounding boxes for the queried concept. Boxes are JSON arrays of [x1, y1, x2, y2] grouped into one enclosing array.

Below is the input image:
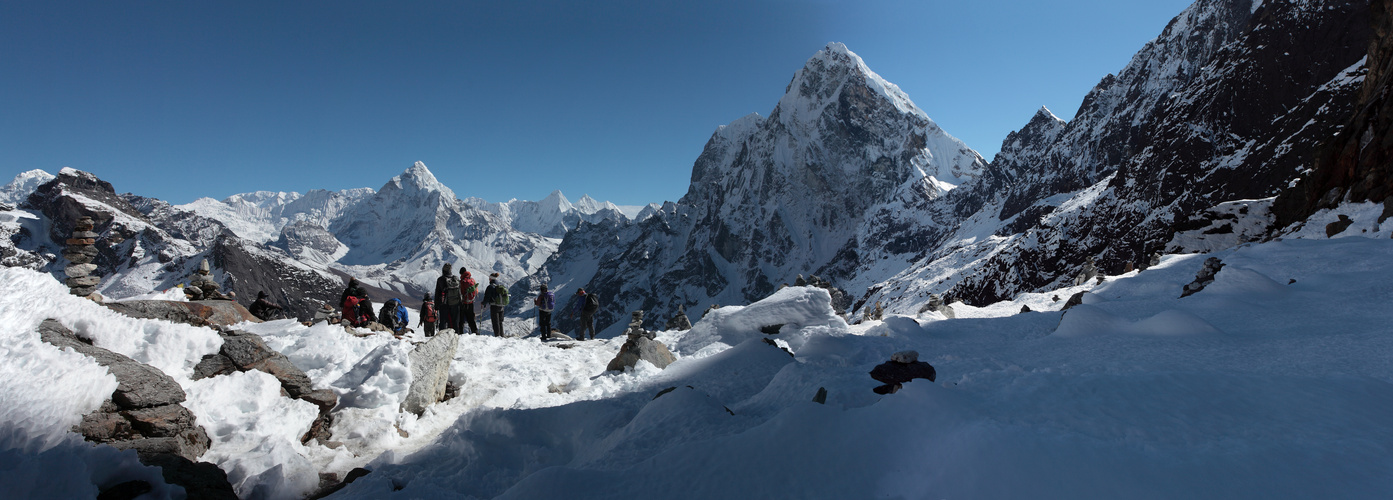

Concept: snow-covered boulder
[[675, 286, 849, 355]]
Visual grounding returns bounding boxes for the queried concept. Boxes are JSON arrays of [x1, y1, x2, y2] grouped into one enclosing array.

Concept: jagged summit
[[383, 161, 456, 202], [0, 169, 56, 205], [775, 42, 928, 131]]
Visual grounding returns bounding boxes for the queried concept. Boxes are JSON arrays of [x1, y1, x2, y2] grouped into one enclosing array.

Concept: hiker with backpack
[[248, 291, 283, 321], [355, 287, 375, 327], [572, 288, 599, 340], [534, 284, 555, 340], [482, 272, 509, 337], [419, 293, 437, 337], [460, 268, 479, 334], [378, 298, 409, 335], [435, 263, 462, 333]]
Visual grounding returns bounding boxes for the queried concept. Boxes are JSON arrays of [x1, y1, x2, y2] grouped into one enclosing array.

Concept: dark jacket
[[482, 281, 498, 307]]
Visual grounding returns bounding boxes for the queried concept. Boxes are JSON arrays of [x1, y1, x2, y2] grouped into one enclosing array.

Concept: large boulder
[[606, 336, 677, 372], [39, 320, 184, 409], [402, 329, 459, 415], [196, 328, 331, 406], [104, 299, 260, 328], [868, 350, 937, 394]]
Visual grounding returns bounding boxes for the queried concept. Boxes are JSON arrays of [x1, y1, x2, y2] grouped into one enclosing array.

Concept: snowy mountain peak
[[776, 42, 927, 129], [1033, 106, 1064, 124], [0, 169, 56, 205], [383, 161, 456, 202], [540, 189, 573, 212]]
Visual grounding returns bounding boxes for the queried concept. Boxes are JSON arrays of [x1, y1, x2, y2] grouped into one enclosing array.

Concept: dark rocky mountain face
[[18, 168, 343, 319], [866, 0, 1373, 310], [532, 43, 987, 335], [1274, 0, 1393, 226]]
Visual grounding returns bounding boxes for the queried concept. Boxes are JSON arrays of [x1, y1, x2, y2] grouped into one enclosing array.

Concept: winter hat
[[442, 263, 453, 275], [540, 284, 548, 291], [489, 272, 499, 282], [576, 288, 585, 295], [257, 291, 267, 300], [423, 293, 430, 301]]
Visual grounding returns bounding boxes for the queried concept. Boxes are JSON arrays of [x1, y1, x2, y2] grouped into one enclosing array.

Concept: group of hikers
[[323, 263, 602, 340]]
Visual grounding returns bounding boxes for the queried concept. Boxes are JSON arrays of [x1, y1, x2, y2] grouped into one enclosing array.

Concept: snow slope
[[4, 228, 1391, 498]]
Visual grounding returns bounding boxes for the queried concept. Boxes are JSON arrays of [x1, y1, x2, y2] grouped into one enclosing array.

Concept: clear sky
[[1, 0, 1194, 207]]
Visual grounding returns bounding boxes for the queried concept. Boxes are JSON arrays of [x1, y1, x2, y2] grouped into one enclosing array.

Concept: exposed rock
[[666, 305, 693, 331], [606, 336, 677, 372], [104, 299, 259, 328], [1074, 256, 1099, 286], [140, 454, 238, 500], [918, 293, 956, 318], [869, 353, 937, 395], [812, 387, 828, 404], [1326, 214, 1355, 237], [39, 320, 186, 409], [402, 329, 459, 415], [191, 354, 238, 380], [300, 389, 339, 414], [1181, 257, 1225, 298], [1062, 291, 1088, 311], [1020, 305, 1032, 313]]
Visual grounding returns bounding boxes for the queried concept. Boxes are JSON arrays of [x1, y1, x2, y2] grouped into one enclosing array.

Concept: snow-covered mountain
[[529, 42, 987, 335], [465, 191, 631, 238], [0, 169, 55, 205], [851, 0, 1373, 315]]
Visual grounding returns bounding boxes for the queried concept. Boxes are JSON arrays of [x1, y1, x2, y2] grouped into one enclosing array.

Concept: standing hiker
[[571, 288, 599, 340], [534, 284, 555, 340], [419, 293, 437, 337], [482, 272, 509, 337], [460, 268, 480, 334], [435, 264, 462, 333]]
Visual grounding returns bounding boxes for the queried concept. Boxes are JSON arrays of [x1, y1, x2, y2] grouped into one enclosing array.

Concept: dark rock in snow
[[869, 350, 936, 394], [104, 299, 259, 328]]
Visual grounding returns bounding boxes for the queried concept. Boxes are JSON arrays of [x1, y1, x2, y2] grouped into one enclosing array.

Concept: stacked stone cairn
[[64, 216, 102, 299], [185, 259, 228, 301], [606, 310, 676, 371], [1181, 257, 1225, 298], [868, 350, 937, 395], [666, 304, 693, 331], [1074, 256, 1100, 286]]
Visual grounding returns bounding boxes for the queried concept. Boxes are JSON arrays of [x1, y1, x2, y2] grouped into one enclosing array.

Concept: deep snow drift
[[3, 225, 1392, 498]]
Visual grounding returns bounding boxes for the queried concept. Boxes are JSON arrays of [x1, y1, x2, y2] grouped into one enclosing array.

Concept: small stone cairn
[[1181, 257, 1225, 298], [1149, 252, 1162, 268], [606, 310, 676, 371], [63, 216, 102, 299], [665, 305, 693, 331], [185, 259, 228, 301], [1073, 256, 1099, 286], [865, 301, 884, 321]]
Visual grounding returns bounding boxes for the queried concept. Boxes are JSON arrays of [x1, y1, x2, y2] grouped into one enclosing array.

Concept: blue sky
[[1, 0, 1193, 207]]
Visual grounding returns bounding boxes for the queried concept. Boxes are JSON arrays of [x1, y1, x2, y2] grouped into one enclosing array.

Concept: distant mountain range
[[2, 0, 1382, 337]]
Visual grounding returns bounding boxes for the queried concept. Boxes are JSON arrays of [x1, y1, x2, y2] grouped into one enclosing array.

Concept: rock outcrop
[[105, 299, 260, 328], [37, 319, 236, 498], [402, 329, 460, 415], [1181, 257, 1225, 298], [193, 327, 338, 443], [868, 350, 936, 394]]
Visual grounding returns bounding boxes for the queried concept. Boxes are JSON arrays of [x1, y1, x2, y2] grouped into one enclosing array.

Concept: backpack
[[422, 301, 437, 322], [536, 291, 554, 312], [462, 279, 478, 302], [378, 302, 397, 329], [444, 276, 462, 305], [492, 284, 510, 306], [583, 293, 600, 313]]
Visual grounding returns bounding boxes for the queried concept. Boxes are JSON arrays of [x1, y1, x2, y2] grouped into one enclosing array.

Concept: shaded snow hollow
[[2, 232, 1392, 498]]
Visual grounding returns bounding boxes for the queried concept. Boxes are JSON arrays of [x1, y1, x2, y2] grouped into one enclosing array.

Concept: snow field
[[3, 234, 1393, 498]]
